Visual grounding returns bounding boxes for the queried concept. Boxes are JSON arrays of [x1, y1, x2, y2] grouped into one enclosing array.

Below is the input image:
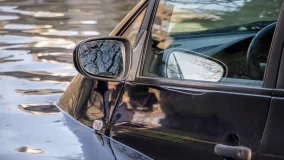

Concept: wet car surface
[[0, 0, 138, 159]]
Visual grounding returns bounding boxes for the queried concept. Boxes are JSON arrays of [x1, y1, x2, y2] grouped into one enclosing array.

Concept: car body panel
[[258, 97, 284, 160], [57, 74, 152, 160], [107, 1, 284, 159], [55, 0, 284, 160], [59, 108, 116, 160], [109, 83, 271, 159]]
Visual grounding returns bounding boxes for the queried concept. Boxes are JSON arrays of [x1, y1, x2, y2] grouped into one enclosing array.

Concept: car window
[[142, 0, 283, 86], [122, 8, 146, 46]]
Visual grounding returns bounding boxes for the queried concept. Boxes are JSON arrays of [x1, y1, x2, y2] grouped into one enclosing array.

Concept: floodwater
[[0, 0, 138, 159]]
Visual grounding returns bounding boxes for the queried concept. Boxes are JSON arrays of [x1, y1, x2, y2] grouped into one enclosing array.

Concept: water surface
[[0, 0, 139, 159]]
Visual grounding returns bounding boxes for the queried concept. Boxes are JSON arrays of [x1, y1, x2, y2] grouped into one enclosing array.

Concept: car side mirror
[[73, 37, 132, 81], [164, 48, 227, 82]]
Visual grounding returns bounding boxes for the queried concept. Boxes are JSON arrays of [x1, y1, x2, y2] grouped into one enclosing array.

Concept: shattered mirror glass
[[79, 40, 124, 77]]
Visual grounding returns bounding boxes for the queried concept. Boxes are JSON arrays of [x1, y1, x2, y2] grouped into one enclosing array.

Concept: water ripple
[[0, 6, 65, 18], [0, 15, 19, 20], [0, 0, 140, 159], [15, 146, 44, 154]]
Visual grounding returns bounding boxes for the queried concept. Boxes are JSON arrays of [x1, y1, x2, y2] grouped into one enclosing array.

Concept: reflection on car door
[[57, 75, 118, 160], [108, 0, 283, 159], [109, 83, 272, 160]]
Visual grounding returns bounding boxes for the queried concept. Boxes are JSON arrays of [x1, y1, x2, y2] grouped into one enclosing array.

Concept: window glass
[[122, 8, 146, 45], [142, 0, 283, 86]]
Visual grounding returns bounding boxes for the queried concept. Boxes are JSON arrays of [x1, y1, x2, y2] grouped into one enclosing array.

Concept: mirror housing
[[73, 36, 132, 81]]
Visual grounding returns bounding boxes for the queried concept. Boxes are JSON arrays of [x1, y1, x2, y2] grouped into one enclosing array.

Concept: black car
[[57, 0, 284, 159]]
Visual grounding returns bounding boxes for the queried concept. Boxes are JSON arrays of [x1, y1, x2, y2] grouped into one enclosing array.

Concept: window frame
[[132, 0, 284, 95], [274, 4, 284, 90]]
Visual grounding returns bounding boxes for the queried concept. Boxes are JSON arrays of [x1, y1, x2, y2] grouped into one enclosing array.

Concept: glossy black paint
[[56, 0, 284, 160], [258, 97, 284, 160], [58, 90, 151, 160], [60, 108, 116, 160], [57, 75, 152, 159], [110, 83, 271, 159], [110, 139, 152, 160], [58, 75, 123, 130]]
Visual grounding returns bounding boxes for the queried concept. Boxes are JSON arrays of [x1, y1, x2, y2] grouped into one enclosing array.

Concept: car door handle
[[214, 144, 252, 160]]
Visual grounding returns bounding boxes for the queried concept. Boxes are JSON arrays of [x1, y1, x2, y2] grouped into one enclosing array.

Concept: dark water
[[0, 0, 138, 159]]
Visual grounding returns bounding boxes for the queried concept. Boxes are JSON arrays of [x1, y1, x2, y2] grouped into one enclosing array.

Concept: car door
[[109, 0, 284, 159]]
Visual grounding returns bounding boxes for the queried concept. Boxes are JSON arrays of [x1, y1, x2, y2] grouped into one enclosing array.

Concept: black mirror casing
[[73, 36, 132, 81]]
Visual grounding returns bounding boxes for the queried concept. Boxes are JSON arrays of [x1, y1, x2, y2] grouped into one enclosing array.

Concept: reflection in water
[[30, 37, 76, 49], [31, 52, 73, 64], [18, 104, 59, 114], [0, 15, 19, 20], [16, 89, 63, 95], [37, 29, 80, 36], [4, 24, 52, 30], [29, 29, 101, 37], [0, 6, 65, 18], [0, 35, 41, 44], [81, 21, 97, 24], [0, 0, 140, 159], [0, 35, 75, 50], [0, 71, 75, 83], [15, 146, 44, 154], [0, 55, 23, 63]]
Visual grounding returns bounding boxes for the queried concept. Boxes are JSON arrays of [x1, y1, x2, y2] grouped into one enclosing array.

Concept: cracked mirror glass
[[79, 40, 124, 77]]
